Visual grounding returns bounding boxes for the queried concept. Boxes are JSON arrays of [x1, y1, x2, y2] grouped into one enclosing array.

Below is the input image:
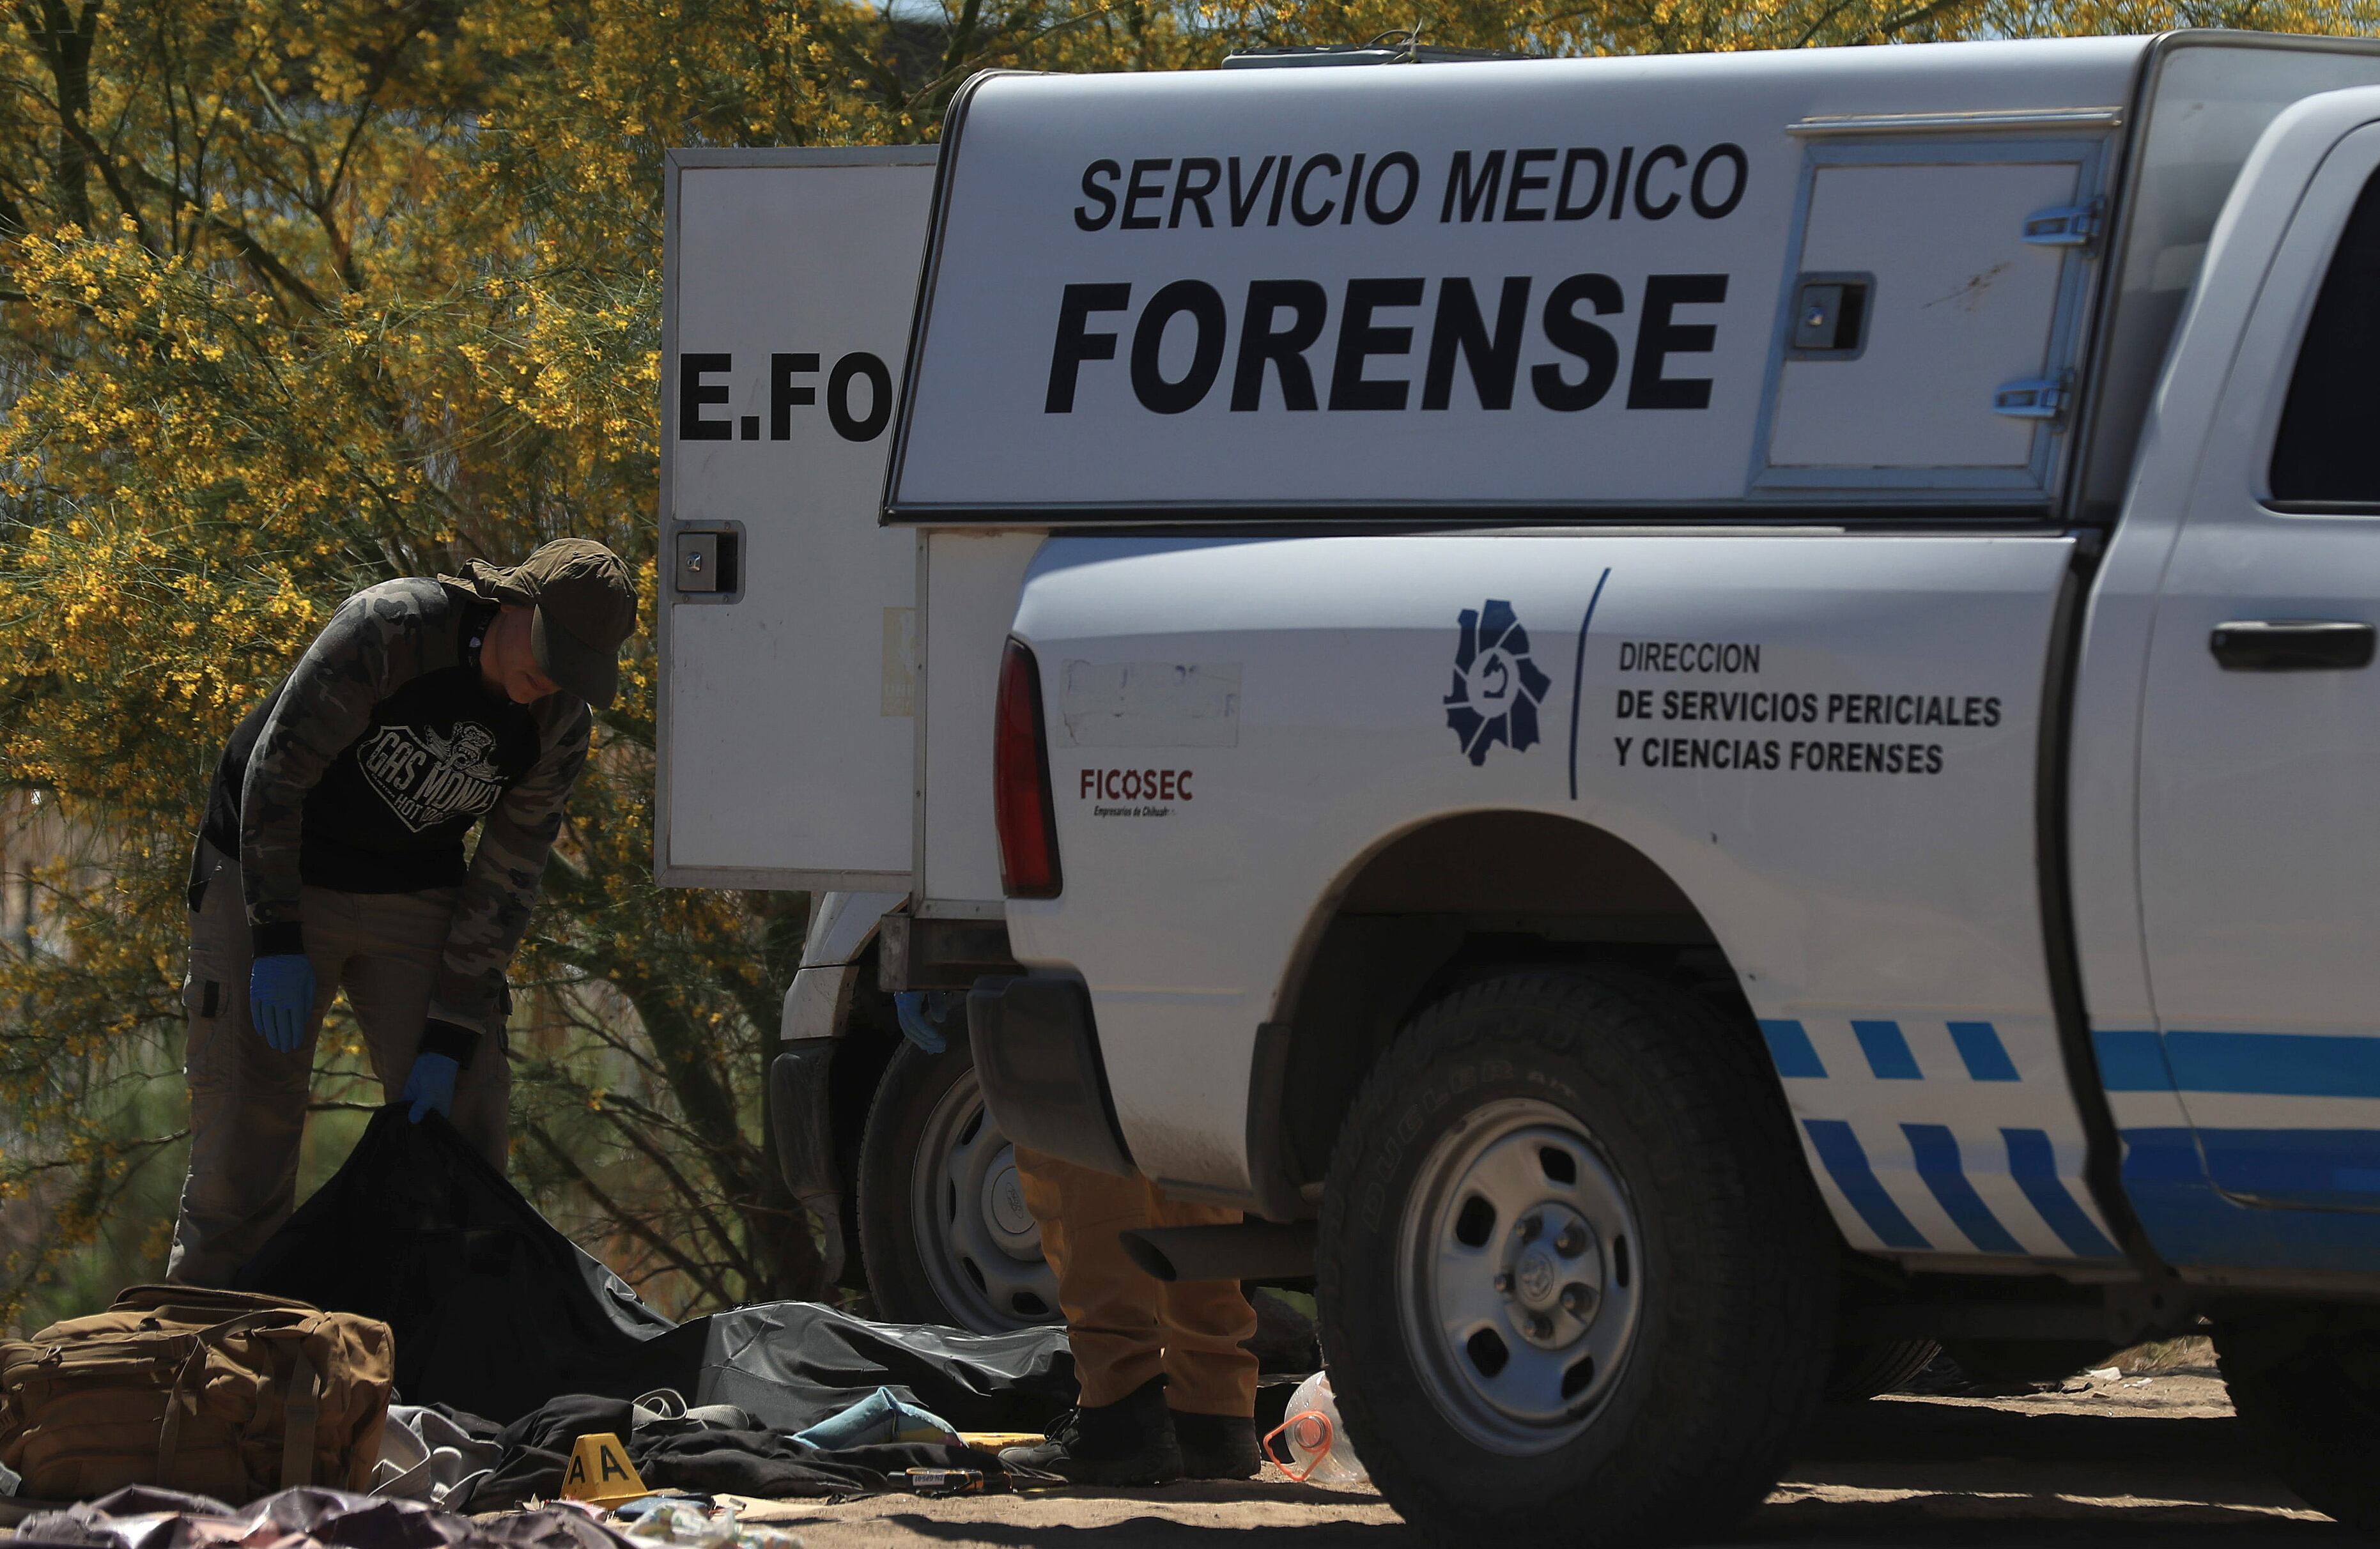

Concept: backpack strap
[[153, 1342, 210, 1490], [153, 1309, 309, 1491], [279, 1348, 321, 1490], [116, 1285, 323, 1318]]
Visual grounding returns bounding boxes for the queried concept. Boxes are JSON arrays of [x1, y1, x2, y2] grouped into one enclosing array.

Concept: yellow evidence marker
[[561, 1431, 651, 1507]]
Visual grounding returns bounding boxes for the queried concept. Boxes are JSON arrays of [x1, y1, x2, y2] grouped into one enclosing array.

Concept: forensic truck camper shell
[[890, 36, 2380, 521], [659, 27, 2380, 1547]]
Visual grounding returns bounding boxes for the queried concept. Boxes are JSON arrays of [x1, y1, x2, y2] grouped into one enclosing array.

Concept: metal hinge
[[1993, 374, 2070, 422], [2022, 198, 2103, 249]]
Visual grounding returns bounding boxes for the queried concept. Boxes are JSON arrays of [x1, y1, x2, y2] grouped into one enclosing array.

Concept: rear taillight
[[994, 638, 1062, 898]]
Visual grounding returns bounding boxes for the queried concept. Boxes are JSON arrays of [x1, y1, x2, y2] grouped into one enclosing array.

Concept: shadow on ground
[[868, 1499, 1412, 1546], [801, 1391, 2339, 1546], [1743, 1394, 2337, 1544]]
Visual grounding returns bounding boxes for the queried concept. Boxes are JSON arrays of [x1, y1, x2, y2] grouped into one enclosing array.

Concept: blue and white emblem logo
[[1445, 599, 1552, 766]]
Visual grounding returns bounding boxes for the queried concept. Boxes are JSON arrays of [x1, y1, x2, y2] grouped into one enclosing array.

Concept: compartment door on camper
[[657, 148, 934, 888], [1752, 116, 2112, 500]]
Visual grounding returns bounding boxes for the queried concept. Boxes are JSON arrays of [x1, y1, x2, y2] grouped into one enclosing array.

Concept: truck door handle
[[2209, 620, 2376, 671]]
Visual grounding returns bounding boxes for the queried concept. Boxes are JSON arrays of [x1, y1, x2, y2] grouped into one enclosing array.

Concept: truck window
[[2269, 166, 2380, 504]]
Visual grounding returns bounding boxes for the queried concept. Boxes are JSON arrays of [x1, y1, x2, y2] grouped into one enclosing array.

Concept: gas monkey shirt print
[[358, 720, 513, 835]]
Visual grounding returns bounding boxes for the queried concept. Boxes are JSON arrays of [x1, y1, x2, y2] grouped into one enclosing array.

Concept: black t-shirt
[[201, 602, 542, 893]]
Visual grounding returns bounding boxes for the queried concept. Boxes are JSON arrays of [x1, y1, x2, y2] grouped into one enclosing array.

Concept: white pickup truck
[[660, 31, 2380, 1539]]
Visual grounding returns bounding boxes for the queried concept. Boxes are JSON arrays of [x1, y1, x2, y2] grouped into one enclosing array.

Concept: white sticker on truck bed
[[1061, 661, 1242, 746]]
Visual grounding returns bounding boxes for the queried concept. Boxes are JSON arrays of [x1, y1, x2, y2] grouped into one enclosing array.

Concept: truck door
[[656, 148, 934, 888], [2134, 117, 2380, 1228]]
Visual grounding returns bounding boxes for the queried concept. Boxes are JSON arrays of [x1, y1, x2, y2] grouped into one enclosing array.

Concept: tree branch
[[523, 1119, 732, 1305]]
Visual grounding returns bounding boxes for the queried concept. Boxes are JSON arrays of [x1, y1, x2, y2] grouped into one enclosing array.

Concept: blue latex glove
[[401, 1052, 459, 1123], [248, 953, 316, 1052], [893, 990, 962, 1055]]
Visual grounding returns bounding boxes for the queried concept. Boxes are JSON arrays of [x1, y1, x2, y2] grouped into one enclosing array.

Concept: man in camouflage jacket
[[167, 539, 637, 1285]]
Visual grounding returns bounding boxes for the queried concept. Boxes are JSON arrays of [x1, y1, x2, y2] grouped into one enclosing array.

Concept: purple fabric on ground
[[11, 1488, 642, 1549]]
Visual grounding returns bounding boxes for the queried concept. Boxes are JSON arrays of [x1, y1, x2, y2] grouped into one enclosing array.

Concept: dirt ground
[[725, 1362, 2345, 1548]]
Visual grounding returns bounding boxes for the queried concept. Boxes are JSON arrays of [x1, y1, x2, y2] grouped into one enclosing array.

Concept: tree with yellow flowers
[[0, 0, 2370, 1327]]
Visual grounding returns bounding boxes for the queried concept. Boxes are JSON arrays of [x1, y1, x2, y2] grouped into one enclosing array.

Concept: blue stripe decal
[[2165, 1030, 2380, 1098], [2094, 1027, 2380, 1097], [1903, 1124, 2021, 1252], [2119, 1126, 2208, 1185], [1947, 1021, 2020, 1082], [1851, 1020, 1922, 1080], [1759, 1019, 1827, 1079], [2004, 1127, 2120, 1258], [2121, 1126, 2380, 1272], [1804, 1120, 1929, 1249], [2091, 1028, 2175, 1092], [2197, 1128, 2380, 1205]]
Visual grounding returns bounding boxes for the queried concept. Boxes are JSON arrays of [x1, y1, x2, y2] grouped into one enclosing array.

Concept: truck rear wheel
[[1318, 967, 1834, 1546], [2216, 1309, 2380, 1530], [856, 1039, 1060, 1332]]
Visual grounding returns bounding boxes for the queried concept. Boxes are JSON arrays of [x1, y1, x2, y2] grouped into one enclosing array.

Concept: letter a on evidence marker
[[562, 1431, 650, 1506]]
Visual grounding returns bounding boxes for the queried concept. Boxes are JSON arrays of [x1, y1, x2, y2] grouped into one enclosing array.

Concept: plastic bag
[[1262, 1372, 1366, 1484]]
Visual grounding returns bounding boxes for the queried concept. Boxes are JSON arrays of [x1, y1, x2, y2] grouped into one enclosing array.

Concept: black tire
[[1824, 1339, 1940, 1402], [1318, 967, 1835, 1547], [856, 1038, 1060, 1332], [2216, 1309, 2380, 1530]]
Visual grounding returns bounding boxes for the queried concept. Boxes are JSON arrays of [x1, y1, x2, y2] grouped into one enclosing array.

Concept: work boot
[[1000, 1376, 1182, 1484], [1172, 1410, 1259, 1480]]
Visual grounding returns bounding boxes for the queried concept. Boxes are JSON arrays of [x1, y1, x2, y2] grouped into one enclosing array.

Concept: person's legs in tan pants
[[1014, 1144, 1260, 1446], [168, 844, 509, 1285]]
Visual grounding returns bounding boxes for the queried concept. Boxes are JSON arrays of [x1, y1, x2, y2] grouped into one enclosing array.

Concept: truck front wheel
[[1318, 967, 1835, 1546]]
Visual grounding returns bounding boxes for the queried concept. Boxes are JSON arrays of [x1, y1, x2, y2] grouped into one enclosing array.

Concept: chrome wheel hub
[[1399, 1098, 1643, 1454], [1503, 1203, 1601, 1348], [984, 1153, 1038, 1249], [910, 1069, 1061, 1330]]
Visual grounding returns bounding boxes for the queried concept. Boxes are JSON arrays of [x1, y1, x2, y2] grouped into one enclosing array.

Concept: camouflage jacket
[[229, 578, 591, 1057]]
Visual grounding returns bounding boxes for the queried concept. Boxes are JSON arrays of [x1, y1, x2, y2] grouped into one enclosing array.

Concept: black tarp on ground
[[691, 1303, 1074, 1433], [229, 1107, 699, 1421], [229, 1106, 1076, 1432]]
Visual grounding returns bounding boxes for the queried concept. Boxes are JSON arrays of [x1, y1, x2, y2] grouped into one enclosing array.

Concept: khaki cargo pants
[[167, 842, 510, 1286], [1013, 1146, 1259, 1417]]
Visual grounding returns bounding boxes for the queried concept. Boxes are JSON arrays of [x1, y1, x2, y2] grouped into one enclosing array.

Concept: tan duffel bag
[[0, 1285, 394, 1503]]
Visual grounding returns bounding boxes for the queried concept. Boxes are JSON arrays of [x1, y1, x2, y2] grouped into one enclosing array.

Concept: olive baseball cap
[[451, 539, 638, 708], [525, 540, 637, 707]]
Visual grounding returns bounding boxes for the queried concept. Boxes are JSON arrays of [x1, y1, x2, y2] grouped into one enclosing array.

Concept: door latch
[[2022, 199, 2103, 249], [673, 528, 741, 597], [1788, 274, 1871, 355], [1993, 374, 2069, 422]]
